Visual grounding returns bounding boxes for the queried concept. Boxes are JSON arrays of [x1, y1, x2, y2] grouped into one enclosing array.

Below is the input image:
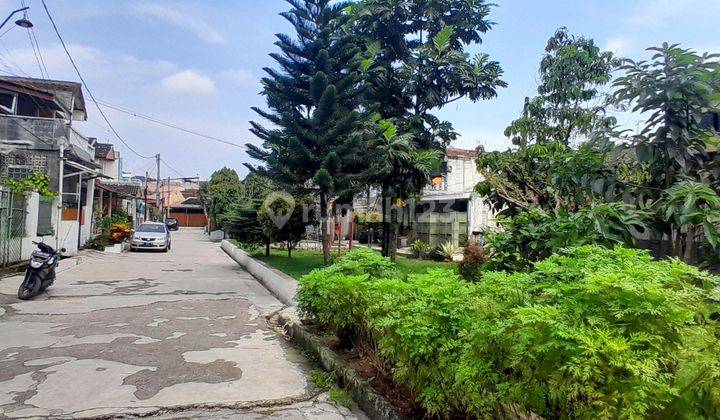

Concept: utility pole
[[144, 171, 149, 222], [166, 176, 170, 219], [155, 153, 161, 221]]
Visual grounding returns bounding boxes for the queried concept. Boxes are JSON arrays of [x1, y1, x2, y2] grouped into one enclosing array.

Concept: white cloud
[[603, 37, 631, 56], [160, 70, 217, 95], [134, 4, 224, 44]]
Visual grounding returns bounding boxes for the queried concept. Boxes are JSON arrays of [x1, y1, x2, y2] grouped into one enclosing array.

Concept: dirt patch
[[328, 340, 425, 418]]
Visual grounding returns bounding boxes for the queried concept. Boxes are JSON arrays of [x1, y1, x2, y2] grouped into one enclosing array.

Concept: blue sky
[[0, 0, 717, 178]]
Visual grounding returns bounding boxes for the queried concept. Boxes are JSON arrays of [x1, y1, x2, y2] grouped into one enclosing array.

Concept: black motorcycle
[[17, 241, 64, 300]]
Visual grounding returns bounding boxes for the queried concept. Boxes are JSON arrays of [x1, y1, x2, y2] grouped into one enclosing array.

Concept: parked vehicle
[[130, 222, 171, 252], [17, 241, 64, 300], [165, 217, 179, 231]]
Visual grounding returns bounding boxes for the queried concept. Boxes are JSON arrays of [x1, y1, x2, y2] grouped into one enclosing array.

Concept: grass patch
[[328, 388, 353, 407], [249, 246, 455, 279], [309, 369, 335, 389]]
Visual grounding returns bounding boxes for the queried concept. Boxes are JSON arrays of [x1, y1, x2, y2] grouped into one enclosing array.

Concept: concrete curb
[[220, 240, 297, 306], [275, 309, 405, 420]]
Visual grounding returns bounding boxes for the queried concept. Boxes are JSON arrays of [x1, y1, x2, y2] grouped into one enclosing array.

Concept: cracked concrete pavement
[[0, 228, 366, 419]]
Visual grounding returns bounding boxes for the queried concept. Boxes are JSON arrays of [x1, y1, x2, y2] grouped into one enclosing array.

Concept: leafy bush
[[458, 240, 487, 280], [435, 241, 457, 261], [297, 247, 396, 337], [297, 245, 720, 418], [485, 202, 647, 270], [410, 239, 429, 259]]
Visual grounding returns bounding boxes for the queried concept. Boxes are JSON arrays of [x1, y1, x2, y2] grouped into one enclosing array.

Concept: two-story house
[[0, 75, 103, 262], [413, 147, 496, 247]]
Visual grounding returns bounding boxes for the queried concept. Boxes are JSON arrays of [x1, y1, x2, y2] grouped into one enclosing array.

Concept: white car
[[130, 222, 171, 252]]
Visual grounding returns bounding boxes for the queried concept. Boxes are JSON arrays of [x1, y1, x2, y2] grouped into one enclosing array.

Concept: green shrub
[[410, 239, 429, 259], [297, 245, 720, 418], [456, 246, 720, 418], [297, 247, 396, 336], [485, 203, 648, 271]]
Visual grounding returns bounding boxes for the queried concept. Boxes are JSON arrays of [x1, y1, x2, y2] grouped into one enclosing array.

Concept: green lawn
[[246, 246, 456, 279]]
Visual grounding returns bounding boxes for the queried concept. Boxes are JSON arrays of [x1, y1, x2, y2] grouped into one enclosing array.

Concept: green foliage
[[297, 248, 396, 334], [298, 245, 720, 418], [4, 172, 56, 197], [505, 28, 618, 147], [436, 241, 457, 261], [475, 140, 621, 215], [97, 214, 128, 230], [200, 168, 243, 230], [309, 369, 336, 390], [484, 203, 648, 270], [258, 195, 315, 257], [612, 43, 720, 191], [410, 238, 429, 259], [220, 199, 265, 245], [328, 388, 353, 407], [460, 246, 720, 418], [660, 181, 720, 257]]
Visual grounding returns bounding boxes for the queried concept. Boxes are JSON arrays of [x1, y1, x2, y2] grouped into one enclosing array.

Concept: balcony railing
[[0, 115, 66, 149], [0, 115, 95, 162]]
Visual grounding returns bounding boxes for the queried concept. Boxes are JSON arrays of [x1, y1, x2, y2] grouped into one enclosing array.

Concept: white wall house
[[415, 148, 496, 247]]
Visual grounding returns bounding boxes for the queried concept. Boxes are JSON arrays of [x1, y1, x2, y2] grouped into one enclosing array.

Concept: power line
[[96, 100, 247, 150], [161, 158, 184, 177], [40, 0, 154, 160], [30, 27, 49, 78]]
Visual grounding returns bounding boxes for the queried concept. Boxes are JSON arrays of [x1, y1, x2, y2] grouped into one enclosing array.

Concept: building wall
[[419, 154, 496, 244]]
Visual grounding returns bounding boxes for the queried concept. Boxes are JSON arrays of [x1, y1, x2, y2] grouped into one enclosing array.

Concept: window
[[37, 197, 53, 236], [7, 165, 32, 180], [0, 91, 17, 114]]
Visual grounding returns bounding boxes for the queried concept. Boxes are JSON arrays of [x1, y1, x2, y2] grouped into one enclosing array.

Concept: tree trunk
[[673, 225, 683, 259], [381, 187, 389, 257], [287, 241, 292, 258], [388, 221, 399, 263], [265, 239, 270, 257], [683, 224, 696, 263], [320, 193, 331, 263]]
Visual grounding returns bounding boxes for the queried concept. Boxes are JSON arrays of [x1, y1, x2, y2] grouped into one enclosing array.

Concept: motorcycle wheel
[[17, 274, 41, 300]]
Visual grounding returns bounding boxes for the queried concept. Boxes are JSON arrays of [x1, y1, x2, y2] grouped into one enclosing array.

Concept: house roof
[[446, 147, 478, 159], [0, 75, 87, 120], [93, 142, 115, 159], [97, 180, 141, 198]]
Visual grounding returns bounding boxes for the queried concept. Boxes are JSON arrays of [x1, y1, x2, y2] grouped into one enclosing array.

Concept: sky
[[0, 0, 717, 179]]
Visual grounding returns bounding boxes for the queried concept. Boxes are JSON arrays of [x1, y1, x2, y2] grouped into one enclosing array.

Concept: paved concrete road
[[0, 228, 364, 419]]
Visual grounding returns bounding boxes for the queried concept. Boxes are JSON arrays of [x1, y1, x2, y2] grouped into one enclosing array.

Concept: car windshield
[[136, 224, 166, 233], [166, 219, 177, 223]]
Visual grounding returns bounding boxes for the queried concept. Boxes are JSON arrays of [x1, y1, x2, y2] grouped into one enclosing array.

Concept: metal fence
[[0, 190, 27, 266]]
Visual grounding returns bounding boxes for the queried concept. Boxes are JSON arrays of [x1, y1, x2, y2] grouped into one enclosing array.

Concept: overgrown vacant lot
[[248, 246, 456, 279]]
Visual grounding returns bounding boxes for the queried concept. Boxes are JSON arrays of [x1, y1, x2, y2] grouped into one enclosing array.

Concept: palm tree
[[365, 119, 440, 261]]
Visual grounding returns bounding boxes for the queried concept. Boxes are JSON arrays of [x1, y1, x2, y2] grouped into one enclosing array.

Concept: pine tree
[[246, 0, 366, 263]]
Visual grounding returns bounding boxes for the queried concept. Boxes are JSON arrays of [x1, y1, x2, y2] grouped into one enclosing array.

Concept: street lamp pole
[[0, 7, 32, 31]]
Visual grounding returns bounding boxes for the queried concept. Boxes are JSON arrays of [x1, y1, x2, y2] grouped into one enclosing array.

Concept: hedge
[[297, 246, 720, 418]]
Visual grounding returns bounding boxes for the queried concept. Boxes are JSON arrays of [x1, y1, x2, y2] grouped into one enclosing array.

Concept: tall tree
[[613, 43, 720, 192], [349, 0, 506, 258], [505, 27, 618, 147], [246, 0, 367, 263], [198, 167, 243, 230], [613, 43, 720, 260]]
